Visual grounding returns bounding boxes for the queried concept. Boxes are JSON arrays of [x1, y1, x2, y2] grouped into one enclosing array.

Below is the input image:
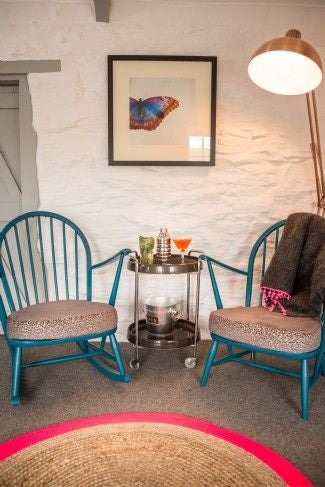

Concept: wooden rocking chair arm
[[91, 248, 132, 270], [201, 254, 248, 276], [91, 248, 132, 307]]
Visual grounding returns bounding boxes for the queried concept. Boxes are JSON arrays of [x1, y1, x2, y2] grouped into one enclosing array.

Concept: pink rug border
[[0, 412, 312, 487]]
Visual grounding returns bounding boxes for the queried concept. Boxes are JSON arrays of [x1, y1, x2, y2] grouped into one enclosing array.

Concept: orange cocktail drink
[[172, 238, 192, 262]]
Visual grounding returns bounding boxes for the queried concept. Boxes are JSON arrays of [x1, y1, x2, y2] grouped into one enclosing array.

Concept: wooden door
[[0, 85, 21, 231]]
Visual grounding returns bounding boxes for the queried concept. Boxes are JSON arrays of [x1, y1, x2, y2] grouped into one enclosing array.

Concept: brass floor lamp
[[248, 29, 324, 215]]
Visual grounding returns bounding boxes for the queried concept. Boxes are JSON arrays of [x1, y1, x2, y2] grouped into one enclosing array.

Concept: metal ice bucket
[[144, 297, 180, 339]]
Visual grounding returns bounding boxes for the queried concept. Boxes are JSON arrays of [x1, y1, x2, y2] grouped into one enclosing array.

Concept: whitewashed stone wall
[[0, 0, 324, 339]]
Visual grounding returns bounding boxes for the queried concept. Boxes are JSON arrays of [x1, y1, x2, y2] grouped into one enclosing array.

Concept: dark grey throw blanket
[[260, 212, 325, 318]]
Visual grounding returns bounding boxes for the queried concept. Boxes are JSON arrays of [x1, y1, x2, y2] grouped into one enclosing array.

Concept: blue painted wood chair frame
[[200, 220, 325, 420], [0, 211, 132, 406]]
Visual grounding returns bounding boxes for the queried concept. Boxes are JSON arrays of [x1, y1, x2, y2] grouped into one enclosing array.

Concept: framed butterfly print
[[107, 55, 217, 166]]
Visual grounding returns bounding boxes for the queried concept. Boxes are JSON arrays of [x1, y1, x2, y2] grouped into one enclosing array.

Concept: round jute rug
[[0, 413, 312, 487]]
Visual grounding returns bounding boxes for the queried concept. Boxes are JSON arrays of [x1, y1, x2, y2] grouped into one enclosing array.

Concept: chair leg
[[109, 333, 128, 377], [200, 339, 219, 387], [11, 347, 22, 407], [311, 349, 324, 384], [300, 359, 309, 421], [79, 333, 131, 383]]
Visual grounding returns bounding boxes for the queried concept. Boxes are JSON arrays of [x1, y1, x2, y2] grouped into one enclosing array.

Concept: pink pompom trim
[[260, 286, 291, 315]]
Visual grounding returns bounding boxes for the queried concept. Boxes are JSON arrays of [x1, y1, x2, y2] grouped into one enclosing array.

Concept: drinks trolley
[[127, 252, 203, 370]]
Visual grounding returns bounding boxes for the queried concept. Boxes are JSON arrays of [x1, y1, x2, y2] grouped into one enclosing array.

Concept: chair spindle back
[[204, 220, 285, 309], [246, 220, 285, 306], [0, 211, 92, 315]]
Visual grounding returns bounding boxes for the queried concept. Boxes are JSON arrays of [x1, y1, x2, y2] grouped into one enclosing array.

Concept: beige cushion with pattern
[[7, 300, 117, 340], [209, 306, 322, 353]]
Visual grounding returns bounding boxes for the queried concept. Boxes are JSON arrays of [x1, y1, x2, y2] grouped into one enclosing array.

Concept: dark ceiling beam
[[93, 0, 110, 23], [0, 60, 61, 75]]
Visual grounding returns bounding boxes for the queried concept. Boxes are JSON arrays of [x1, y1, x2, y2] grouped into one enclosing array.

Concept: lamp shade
[[248, 30, 323, 95]]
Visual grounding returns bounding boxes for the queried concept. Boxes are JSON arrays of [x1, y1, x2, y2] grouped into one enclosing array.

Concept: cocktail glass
[[172, 238, 192, 263]]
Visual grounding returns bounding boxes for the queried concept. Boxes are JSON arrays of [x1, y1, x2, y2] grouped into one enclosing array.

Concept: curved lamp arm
[[248, 29, 324, 215]]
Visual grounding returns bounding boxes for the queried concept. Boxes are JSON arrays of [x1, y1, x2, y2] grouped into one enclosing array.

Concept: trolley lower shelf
[[127, 319, 201, 350]]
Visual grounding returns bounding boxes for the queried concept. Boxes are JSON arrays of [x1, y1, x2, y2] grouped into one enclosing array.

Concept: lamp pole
[[287, 29, 325, 215], [306, 90, 325, 214]]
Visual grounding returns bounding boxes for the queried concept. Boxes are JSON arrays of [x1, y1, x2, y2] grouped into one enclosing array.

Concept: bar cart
[[127, 252, 203, 370]]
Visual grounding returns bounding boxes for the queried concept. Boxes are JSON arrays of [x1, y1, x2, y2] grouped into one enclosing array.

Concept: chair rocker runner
[[200, 214, 325, 420], [0, 211, 132, 406]]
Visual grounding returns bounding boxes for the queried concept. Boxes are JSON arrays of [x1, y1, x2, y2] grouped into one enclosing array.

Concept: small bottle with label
[[156, 227, 171, 261]]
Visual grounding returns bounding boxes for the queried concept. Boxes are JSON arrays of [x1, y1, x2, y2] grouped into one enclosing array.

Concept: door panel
[[0, 153, 21, 228], [0, 86, 21, 231], [0, 152, 21, 230]]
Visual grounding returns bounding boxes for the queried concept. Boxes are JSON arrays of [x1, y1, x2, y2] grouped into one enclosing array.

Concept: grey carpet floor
[[0, 339, 324, 486]]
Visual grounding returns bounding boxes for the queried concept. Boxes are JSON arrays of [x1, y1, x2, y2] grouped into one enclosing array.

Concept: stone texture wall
[[0, 0, 324, 339]]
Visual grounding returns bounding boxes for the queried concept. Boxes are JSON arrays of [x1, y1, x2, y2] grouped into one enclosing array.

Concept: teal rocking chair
[[0, 211, 132, 406], [200, 220, 325, 420]]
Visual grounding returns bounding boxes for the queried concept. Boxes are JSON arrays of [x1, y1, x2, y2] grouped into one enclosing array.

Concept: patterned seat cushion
[[7, 300, 117, 340], [209, 306, 322, 353]]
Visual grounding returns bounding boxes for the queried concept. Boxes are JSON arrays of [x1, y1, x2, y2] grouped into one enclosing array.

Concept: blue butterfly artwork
[[129, 96, 179, 131]]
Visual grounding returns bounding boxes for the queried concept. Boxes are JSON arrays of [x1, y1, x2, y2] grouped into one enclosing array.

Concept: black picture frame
[[108, 55, 217, 166]]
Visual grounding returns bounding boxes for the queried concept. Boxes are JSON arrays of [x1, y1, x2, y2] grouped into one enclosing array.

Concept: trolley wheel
[[129, 359, 140, 370], [185, 357, 197, 368]]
